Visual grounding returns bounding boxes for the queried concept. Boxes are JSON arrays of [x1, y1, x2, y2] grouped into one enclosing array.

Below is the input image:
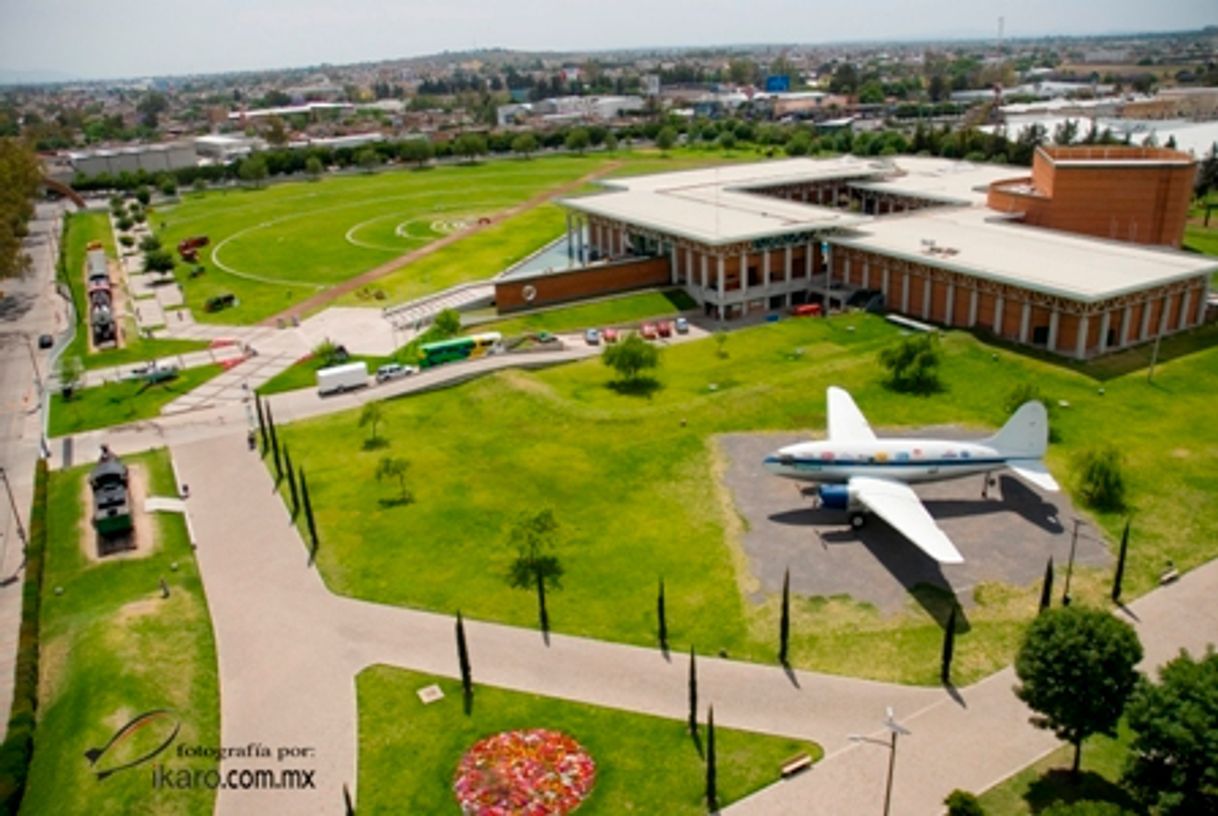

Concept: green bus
[[419, 332, 502, 368]]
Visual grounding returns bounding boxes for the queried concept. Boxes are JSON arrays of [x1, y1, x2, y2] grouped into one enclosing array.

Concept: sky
[[1, 0, 1214, 81]]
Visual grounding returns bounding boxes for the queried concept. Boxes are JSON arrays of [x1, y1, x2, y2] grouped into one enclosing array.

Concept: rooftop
[[832, 207, 1217, 303]]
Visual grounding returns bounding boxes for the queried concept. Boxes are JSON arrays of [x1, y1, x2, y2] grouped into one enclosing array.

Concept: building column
[[881, 266, 890, 298], [1139, 297, 1153, 341], [763, 251, 772, 297], [1119, 305, 1133, 347], [685, 248, 694, 288], [994, 294, 1005, 335], [1048, 307, 1060, 351], [843, 257, 851, 287], [921, 277, 931, 320], [566, 213, 574, 259], [968, 288, 978, 327], [1099, 311, 1111, 353], [862, 260, 870, 289], [901, 270, 911, 313], [669, 245, 678, 285], [1198, 280, 1210, 325], [1157, 294, 1171, 336], [805, 241, 813, 277], [701, 253, 709, 296], [576, 217, 585, 263], [1178, 290, 1192, 330], [1076, 314, 1089, 360], [716, 255, 725, 313], [1019, 301, 1031, 343], [740, 252, 749, 307], [619, 227, 628, 256], [784, 246, 792, 292], [945, 282, 955, 326]]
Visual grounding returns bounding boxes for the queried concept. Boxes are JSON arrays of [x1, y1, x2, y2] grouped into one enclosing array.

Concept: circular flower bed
[[453, 728, 597, 815]]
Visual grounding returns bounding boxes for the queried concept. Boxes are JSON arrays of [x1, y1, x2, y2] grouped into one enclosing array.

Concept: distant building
[[67, 142, 196, 178], [195, 134, 261, 162]]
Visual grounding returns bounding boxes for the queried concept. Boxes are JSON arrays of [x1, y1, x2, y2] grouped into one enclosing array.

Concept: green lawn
[[358, 665, 820, 814], [274, 315, 1218, 685], [1184, 196, 1218, 278], [59, 211, 209, 370], [49, 364, 223, 436], [979, 723, 1137, 815], [155, 157, 607, 324], [23, 450, 218, 816], [477, 288, 697, 337]]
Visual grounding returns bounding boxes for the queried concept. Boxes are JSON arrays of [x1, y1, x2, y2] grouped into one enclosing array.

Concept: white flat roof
[[831, 208, 1217, 303], [563, 157, 1217, 302], [563, 157, 883, 245]]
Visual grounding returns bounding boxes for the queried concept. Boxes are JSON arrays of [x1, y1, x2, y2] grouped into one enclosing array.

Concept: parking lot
[[719, 431, 1110, 614]]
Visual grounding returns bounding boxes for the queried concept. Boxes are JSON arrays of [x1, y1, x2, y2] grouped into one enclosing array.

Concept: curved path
[[257, 162, 622, 328], [168, 432, 1218, 816]]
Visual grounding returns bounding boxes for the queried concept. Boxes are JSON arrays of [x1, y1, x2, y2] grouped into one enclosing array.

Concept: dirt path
[[258, 161, 622, 327]]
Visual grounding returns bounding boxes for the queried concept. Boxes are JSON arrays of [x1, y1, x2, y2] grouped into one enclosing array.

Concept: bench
[[780, 753, 813, 778]]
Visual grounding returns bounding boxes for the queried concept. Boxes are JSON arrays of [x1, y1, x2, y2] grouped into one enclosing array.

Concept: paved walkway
[[168, 429, 1218, 815]]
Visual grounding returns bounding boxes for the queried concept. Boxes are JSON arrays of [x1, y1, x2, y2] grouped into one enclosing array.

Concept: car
[[640, 322, 659, 340], [657, 320, 673, 338], [584, 328, 600, 345], [674, 317, 689, 334], [534, 331, 558, 344], [601, 327, 619, 343], [791, 303, 823, 317], [37, 334, 54, 349], [375, 363, 417, 383]]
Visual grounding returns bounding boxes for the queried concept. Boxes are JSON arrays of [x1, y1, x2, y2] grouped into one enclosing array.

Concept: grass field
[[1184, 194, 1218, 275], [357, 665, 821, 814], [274, 314, 1218, 685], [477, 288, 697, 337], [49, 364, 223, 436], [980, 724, 1135, 815], [24, 450, 218, 816], [154, 157, 608, 325], [59, 211, 208, 370]]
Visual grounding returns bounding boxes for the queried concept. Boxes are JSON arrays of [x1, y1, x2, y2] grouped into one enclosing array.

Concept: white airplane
[[763, 386, 1059, 564]]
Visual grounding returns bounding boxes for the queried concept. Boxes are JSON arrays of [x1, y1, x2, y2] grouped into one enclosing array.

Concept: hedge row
[[0, 459, 48, 811]]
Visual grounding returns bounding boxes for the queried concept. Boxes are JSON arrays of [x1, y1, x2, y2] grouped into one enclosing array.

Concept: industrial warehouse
[[495, 147, 1217, 359]]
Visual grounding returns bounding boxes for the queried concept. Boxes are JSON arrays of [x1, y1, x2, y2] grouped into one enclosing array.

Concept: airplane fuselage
[[764, 439, 1014, 485]]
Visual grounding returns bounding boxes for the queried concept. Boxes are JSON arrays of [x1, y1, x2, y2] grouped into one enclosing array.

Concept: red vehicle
[[177, 235, 210, 259], [791, 303, 823, 317], [640, 323, 659, 340], [656, 320, 673, 337], [601, 327, 619, 343]]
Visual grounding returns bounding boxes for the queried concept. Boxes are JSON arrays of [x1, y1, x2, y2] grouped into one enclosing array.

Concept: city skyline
[[1, 0, 1215, 82]]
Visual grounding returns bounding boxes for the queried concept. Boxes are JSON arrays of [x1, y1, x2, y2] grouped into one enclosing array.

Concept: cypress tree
[[940, 605, 957, 685], [1038, 557, 1054, 614], [300, 468, 318, 559], [536, 570, 549, 634], [688, 646, 698, 738], [456, 611, 472, 698], [657, 578, 667, 652], [1111, 519, 1130, 602], [267, 402, 282, 482], [284, 444, 299, 516], [779, 567, 791, 665], [705, 705, 718, 813], [255, 394, 268, 453]]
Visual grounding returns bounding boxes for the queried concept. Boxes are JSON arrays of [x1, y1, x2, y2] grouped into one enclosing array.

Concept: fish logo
[[85, 709, 180, 780]]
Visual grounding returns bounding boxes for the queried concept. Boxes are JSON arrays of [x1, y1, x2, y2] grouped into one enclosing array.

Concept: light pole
[[849, 706, 911, 816], [1062, 517, 1081, 607]]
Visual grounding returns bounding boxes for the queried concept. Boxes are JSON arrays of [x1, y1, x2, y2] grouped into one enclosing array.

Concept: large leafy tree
[[602, 333, 659, 382], [1015, 606, 1142, 775], [507, 509, 563, 590], [0, 137, 41, 278], [1123, 648, 1218, 814]]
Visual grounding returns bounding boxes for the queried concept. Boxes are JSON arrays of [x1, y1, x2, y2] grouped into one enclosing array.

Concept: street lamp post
[[850, 706, 911, 816], [1062, 517, 1081, 607]]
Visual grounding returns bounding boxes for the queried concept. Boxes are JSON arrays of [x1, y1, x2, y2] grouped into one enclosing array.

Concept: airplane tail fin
[[986, 401, 1050, 459]]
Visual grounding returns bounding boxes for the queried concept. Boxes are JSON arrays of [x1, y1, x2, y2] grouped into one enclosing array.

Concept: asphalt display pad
[[718, 431, 1110, 613]]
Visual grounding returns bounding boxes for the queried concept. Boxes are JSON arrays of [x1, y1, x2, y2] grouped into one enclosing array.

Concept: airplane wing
[[827, 386, 876, 442], [850, 476, 964, 564]]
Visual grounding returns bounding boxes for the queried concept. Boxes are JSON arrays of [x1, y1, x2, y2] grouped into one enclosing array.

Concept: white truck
[[316, 361, 368, 396]]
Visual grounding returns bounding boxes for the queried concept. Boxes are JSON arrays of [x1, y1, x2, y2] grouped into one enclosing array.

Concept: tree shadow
[[362, 437, 389, 451], [607, 377, 662, 398], [377, 495, 414, 509], [941, 681, 966, 708], [463, 688, 473, 716], [783, 663, 801, 689], [1024, 769, 1142, 814], [690, 727, 703, 759]]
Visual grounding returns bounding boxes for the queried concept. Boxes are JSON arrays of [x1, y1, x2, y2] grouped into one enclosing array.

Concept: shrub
[[0, 460, 48, 810], [879, 333, 942, 394], [1074, 446, 1126, 512], [944, 790, 985, 816]]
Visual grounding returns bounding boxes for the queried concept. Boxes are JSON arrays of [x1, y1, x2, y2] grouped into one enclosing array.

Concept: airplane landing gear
[[849, 511, 867, 530], [981, 471, 997, 499]]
